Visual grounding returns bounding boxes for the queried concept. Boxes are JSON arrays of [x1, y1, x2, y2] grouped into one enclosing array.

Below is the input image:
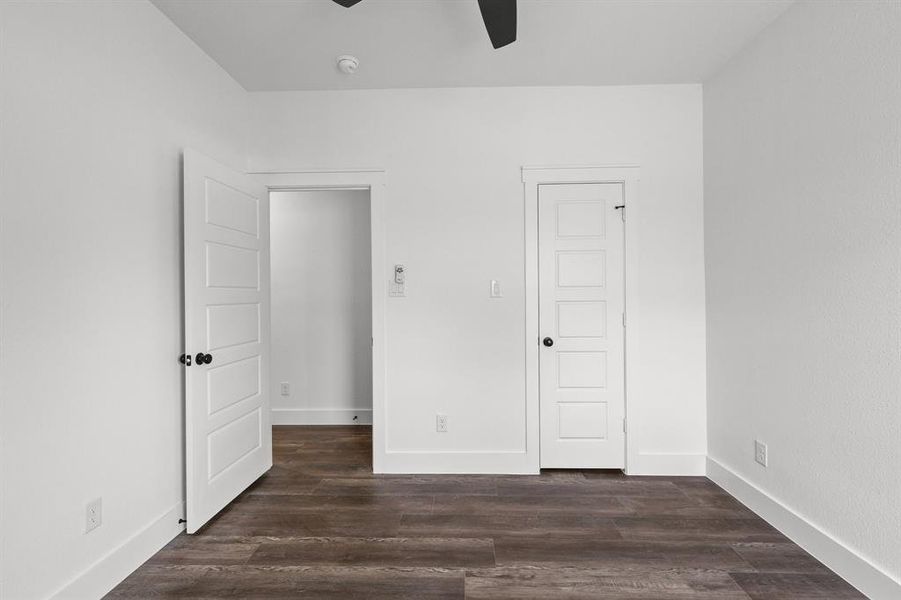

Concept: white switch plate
[[389, 280, 406, 297], [86, 497, 102, 533], [280, 382, 290, 396], [754, 440, 768, 467], [490, 280, 502, 298], [436, 414, 448, 433]]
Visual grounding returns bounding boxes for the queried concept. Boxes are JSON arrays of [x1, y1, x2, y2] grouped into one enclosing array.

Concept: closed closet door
[[538, 183, 625, 469]]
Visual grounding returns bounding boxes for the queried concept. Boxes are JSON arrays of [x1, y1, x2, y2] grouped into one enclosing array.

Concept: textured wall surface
[[0, 2, 247, 597], [248, 85, 707, 471], [705, 0, 901, 582]]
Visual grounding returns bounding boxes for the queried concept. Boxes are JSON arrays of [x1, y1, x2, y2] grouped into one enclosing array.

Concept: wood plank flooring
[[107, 426, 864, 599]]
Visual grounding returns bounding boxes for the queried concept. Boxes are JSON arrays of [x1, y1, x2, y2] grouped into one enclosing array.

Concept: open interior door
[[183, 149, 271, 533]]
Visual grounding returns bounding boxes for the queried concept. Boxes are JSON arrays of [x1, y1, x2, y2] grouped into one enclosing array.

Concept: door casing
[[523, 165, 640, 475], [249, 170, 388, 473]]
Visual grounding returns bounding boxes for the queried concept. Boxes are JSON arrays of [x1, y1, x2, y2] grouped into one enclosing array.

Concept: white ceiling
[[152, 0, 793, 92]]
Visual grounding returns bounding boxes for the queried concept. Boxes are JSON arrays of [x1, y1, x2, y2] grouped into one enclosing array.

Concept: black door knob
[[543, 337, 554, 347], [179, 354, 192, 366], [195, 353, 213, 365]]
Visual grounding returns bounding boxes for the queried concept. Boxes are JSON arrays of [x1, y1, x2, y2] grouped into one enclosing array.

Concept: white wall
[[270, 190, 373, 425], [0, 2, 247, 598], [248, 86, 707, 474], [704, 0, 901, 592]]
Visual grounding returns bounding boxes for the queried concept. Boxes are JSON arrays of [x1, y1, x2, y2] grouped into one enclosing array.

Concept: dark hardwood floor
[[107, 426, 863, 599]]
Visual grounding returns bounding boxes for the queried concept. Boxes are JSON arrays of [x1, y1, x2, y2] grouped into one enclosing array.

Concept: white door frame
[[250, 169, 388, 473], [523, 165, 641, 474]]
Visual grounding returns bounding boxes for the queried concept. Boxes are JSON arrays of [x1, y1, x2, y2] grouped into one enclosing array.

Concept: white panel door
[[539, 183, 624, 468], [183, 149, 271, 533]]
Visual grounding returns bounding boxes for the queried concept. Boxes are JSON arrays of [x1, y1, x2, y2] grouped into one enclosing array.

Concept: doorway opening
[[270, 189, 373, 425], [252, 169, 387, 476], [269, 188, 374, 470], [184, 153, 387, 532]]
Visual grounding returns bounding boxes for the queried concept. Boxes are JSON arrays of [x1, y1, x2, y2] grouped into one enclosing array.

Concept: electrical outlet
[[86, 498, 102, 533], [754, 440, 768, 467], [436, 414, 448, 433], [280, 382, 290, 396]]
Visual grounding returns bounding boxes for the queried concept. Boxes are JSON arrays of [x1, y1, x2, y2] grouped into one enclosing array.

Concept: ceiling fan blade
[[332, 0, 363, 7], [477, 0, 516, 49]]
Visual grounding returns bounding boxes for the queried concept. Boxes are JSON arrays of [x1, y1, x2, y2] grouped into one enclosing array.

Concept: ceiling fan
[[331, 0, 517, 49]]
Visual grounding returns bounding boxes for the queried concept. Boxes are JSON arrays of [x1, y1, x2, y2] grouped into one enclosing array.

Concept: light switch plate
[[490, 280, 502, 298], [389, 280, 406, 297]]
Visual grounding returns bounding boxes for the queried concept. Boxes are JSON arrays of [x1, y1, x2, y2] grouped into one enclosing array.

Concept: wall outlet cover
[[86, 497, 102, 533], [754, 440, 768, 467]]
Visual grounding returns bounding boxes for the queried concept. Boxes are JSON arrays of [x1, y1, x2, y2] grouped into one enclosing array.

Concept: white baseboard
[[627, 452, 707, 476], [376, 450, 538, 474], [50, 501, 184, 600], [707, 457, 900, 600], [272, 408, 372, 425], [374, 451, 706, 476]]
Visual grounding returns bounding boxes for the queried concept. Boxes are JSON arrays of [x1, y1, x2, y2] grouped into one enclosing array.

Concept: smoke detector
[[336, 55, 359, 74]]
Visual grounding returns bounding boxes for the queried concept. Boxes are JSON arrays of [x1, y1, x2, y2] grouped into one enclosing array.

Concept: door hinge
[[614, 204, 625, 221], [371, 336, 374, 347], [622, 312, 626, 328], [623, 418, 627, 433]]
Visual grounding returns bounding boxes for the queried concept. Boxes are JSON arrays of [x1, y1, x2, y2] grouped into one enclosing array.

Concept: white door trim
[[250, 170, 388, 473], [523, 165, 641, 474]]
